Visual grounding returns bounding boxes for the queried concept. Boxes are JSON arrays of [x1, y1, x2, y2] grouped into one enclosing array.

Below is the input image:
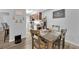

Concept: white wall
[[9, 9, 26, 42], [0, 10, 11, 31], [26, 15, 30, 32], [0, 9, 26, 42], [0, 16, 3, 27], [0, 15, 3, 31], [42, 9, 79, 46]]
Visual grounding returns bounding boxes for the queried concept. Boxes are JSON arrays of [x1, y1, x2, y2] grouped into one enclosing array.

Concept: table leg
[[62, 38, 65, 49], [48, 41, 52, 49], [58, 39, 60, 49]]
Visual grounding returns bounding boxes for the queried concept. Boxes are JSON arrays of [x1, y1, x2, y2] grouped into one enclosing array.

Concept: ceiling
[[26, 9, 46, 15]]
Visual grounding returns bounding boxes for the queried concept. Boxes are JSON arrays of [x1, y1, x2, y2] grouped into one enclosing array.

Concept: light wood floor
[[1, 30, 79, 49], [5, 31, 32, 49]]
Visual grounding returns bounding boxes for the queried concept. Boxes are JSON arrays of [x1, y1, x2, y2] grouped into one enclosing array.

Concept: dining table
[[40, 29, 61, 48]]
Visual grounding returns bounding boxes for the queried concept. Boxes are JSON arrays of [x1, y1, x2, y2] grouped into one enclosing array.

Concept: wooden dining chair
[[61, 29, 67, 49], [52, 29, 67, 49], [30, 30, 49, 49], [39, 36, 49, 49], [52, 35, 61, 49], [30, 30, 40, 49], [52, 25, 60, 32]]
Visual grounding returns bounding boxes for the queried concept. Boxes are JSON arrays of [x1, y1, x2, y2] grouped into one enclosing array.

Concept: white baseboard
[[65, 40, 79, 47]]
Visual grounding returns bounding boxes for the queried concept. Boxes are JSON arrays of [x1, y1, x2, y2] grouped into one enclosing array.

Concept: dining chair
[[61, 29, 67, 49], [52, 29, 67, 49], [52, 35, 61, 49], [30, 30, 40, 49], [1, 23, 9, 42], [52, 25, 60, 32], [39, 36, 49, 49], [30, 30, 49, 49]]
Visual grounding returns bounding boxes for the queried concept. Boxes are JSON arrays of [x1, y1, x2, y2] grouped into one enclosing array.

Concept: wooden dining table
[[40, 30, 61, 48]]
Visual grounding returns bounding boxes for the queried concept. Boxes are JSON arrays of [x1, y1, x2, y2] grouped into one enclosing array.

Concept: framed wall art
[[13, 16, 24, 23], [53, 9, 65, 18]]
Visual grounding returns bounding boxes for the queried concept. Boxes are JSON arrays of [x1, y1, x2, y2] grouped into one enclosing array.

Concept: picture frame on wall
[[53, 9, 65, 18], [13, 16, 24, 23]]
